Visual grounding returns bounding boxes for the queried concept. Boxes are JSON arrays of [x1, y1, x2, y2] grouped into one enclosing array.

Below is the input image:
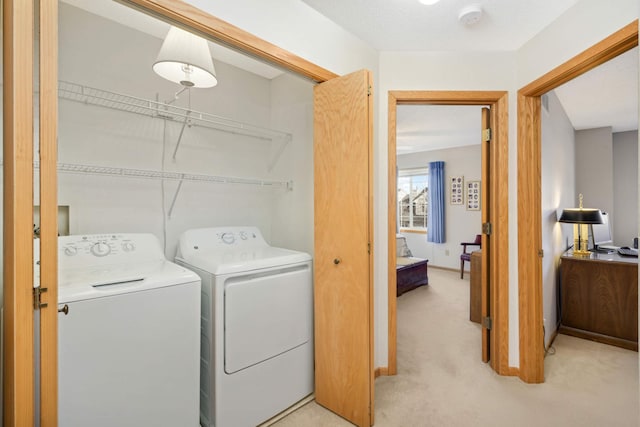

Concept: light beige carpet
[[273, 268, 639, 427]]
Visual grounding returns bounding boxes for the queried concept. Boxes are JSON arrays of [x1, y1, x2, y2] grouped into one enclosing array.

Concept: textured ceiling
[[65, 0, 638, 152], [397, 47, 638, 155], [554, 47, 638, 133], [396, 105, 485, 154], [301, 0, 580, 51]]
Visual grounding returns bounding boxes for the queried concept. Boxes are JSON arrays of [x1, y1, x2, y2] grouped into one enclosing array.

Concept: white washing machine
[[175, 226, 313, 427], [54, 233, 201, 427]]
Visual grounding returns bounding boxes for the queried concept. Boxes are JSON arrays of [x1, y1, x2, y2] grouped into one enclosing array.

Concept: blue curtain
[[428, 161, 445, 243]]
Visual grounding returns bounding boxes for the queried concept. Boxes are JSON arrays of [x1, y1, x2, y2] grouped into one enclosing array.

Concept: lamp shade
[[558, 208, 603, 224], [153, 26, 217, 88]]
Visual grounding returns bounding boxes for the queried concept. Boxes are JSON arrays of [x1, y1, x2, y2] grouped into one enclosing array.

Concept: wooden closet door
[[313, 69, 374, 427]]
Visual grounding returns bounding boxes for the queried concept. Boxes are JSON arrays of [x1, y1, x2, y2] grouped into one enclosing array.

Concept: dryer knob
[[221, 233, 235, 245]]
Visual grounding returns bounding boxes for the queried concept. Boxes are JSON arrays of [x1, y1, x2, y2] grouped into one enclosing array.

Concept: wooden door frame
[[12, 0, 348, 425], [3, 1, 36, 425], [517, 20, 638, 384], [387, 91, 511, 376]]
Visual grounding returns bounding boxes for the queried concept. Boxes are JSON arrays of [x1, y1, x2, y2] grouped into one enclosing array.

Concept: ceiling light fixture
[[153, 26, 218, 88], [419, 0, 441, 5], [459, 4, 483, 25]]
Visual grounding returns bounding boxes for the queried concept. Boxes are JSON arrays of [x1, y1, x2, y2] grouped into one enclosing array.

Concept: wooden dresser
[[560, 250, 638, 351]]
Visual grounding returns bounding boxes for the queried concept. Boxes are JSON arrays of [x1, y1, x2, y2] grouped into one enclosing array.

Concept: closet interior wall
[[52, 2, 314, 257]]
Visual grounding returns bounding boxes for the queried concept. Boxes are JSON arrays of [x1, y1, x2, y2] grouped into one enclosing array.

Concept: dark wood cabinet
[[396, 259, 429, 296], [560, 251, 638, 351]]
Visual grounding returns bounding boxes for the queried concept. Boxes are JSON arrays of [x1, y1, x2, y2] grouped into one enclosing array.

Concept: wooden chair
[[460, 234, 481, 278]]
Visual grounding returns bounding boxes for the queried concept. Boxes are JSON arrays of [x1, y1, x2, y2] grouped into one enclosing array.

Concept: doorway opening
[[517, 20, 638, 383], [387, 91, 510, 376]]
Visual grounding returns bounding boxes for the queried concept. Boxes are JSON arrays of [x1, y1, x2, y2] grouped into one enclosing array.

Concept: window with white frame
[[398, 168, 429, 230]]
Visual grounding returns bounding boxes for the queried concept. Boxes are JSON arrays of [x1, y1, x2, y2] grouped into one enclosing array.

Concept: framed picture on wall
[[450, 176, 464, 205], [466, 181, 480, 211]]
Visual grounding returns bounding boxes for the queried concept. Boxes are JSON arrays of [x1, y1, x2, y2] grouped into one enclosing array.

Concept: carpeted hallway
[[272, 268, 639, 426]]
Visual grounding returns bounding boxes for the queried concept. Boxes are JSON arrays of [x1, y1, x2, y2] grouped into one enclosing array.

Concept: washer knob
[[91, 242, 111, 257], [64, 246, 77, 256], [122, 242, 135, 252], [221, 233, 235, 245], [239, 231, 248, 240]]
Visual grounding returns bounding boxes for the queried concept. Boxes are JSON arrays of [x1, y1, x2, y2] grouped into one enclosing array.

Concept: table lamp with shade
[[559, 194, 603, 256]]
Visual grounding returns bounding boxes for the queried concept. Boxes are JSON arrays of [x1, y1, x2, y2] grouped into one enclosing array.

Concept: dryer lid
[[176, 246, 311, 275]]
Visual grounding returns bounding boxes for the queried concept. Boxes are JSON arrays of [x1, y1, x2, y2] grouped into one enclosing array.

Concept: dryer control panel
[[178, 226, 268, 255]]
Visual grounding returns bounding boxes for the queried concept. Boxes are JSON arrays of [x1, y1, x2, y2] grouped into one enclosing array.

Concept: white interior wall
[[575, 127, 614, 215], [397, 145, 482, 271], [541, 91, 575, 347], [269, 73, 315, 255], [613, 130, 639, 246], [56, 3, 312, 259]]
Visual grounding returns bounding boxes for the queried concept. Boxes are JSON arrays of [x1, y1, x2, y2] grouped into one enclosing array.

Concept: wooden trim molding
[[119, 0, 339, 83], [387, 93, 398, 376], [517, 20, 638, 384], [490, 93, 511, 376], [506, 367, 520, 376], [520, 20, 639, 97], [399, 229, 427, 235], [516, 93, 544, 384], [388, 90, 510, 377], [374, 367, 389, 378], [39, 0, 59, 424], [3, 0, 36, 425]]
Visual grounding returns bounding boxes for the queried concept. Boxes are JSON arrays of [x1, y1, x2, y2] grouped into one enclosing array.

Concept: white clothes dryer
[[54, 234, 201, 427], [175, 226, 313, 427]]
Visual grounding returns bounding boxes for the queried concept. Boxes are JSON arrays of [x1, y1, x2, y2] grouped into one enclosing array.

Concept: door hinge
[[367, 242, 371, 254], [367, 85, 372, 96], [482, 222, 492, 235], [482, 128, 491, 142], [538, 249, 544, 258], [482, 316, 492, 330], [33, 287, 48, 310]]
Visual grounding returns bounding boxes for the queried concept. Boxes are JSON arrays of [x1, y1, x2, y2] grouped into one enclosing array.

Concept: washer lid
[[176, 246, 311, 275], [58, 260, 200, 303]]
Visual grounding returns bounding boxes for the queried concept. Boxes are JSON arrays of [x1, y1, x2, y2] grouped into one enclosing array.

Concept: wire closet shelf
[[34, 161, 292, 219], [58, 81, 293, 145], [56, 81, 293, 188], [49, 162, 289, 188]]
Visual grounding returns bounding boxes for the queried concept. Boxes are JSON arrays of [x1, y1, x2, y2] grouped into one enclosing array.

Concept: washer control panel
[[59, 234, 161, 269]]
